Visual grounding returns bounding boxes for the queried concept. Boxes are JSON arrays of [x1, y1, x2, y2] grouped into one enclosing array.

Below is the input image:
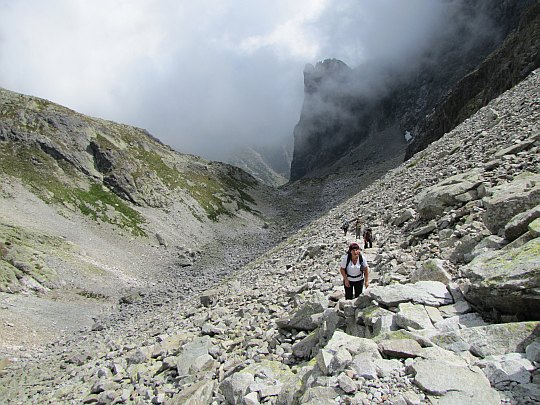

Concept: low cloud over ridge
[[0, 0, 502, 161]]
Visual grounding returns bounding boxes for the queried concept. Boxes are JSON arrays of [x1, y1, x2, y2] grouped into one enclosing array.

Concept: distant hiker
[[339, 242, 369, 299], [354, 217, 362, 240], [340, 219, 350, 236], [364, 227, 373, 249]]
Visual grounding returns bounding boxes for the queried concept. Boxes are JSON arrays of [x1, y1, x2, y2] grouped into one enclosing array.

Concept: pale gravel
[[0, 170, 351, 361]]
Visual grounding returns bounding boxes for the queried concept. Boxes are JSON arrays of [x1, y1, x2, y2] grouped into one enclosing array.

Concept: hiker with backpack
[[364, 227, 373, 249], [339, 242, 369, 299], [340, 219, 350, 236]]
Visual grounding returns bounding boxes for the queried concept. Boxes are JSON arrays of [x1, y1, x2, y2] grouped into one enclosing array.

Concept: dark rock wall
[[290, 0, 537, 181], [405, 1, 540, 160]]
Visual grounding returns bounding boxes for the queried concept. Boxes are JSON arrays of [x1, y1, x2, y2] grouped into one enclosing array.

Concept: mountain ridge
[[290, 0, 538, 182]]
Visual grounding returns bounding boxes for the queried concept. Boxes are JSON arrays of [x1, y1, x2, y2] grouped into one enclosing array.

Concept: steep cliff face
[[291, 58, 407, 181], [290, 0, 536, 181], [405, 1, 540, 160]]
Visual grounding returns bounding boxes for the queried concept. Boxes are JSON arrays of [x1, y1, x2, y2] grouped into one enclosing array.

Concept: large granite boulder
[[461, 238, 540, 319], [504, 204, 540, 241], [415, 169, 483, 220], [365, 281, 453, 308], [482, 172, 540, 234], [429, 321, 539, 357], [275, 292, 328, 331], [410, 358, 500, 404]]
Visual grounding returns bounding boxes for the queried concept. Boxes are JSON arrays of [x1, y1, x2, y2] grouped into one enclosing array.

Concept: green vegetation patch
[[185, 171, 252, 221], [93, 133, 117, 150], [133, 146, 186, 189], [74, 184, 146, 236], [0, 142, 146, 236], [0, 259, 19, 293], [0, 224, 63, 293], [132, 145, 258, 221]]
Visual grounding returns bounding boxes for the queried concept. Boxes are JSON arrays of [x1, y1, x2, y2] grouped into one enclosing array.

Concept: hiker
[[339, 242, 369, 299], [364, 227, 373, 249], [340, 219, 350, 236], [354, 217, 362, 240]]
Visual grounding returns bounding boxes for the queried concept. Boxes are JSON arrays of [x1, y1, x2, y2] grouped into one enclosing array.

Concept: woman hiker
[[339, 242, 369, 299]]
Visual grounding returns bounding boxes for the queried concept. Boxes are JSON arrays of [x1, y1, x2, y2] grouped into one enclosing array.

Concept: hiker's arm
[[364, 265, 369, 288], [340, 267, 350, 287]]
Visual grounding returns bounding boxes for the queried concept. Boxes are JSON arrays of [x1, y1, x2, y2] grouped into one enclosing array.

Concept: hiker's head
[[348, 242, 361, 254]]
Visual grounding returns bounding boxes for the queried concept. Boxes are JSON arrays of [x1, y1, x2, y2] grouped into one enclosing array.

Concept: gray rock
[[411, 259, 452, 284], [200, 291, 217, 307], [425, 306, 444, 324], [374, 358, 404, 377], [276, 363, 318, 405], [378, 338, 423, 358], [510, 382, 540, 404], [220, 372, 254, 405], [434, 313, 487, 333], [169, 380, 215, 405], [155, 232, 167, 247], [504, 204, 540, 241], [494, 138, 536, 158], [411, 220, 437, 237], [276, 292, 327, 331], [462, 238, 540, 319], [351, 357, 378, 380], [475, 353, 535, 387], [316, 347, 352, 375], [127, 348, 148, 365], [396, 302, 434, 330], [393, 208, 416, 226], [292, 330, 319, 359], [325, 331, 381, 358], [337, 372, 357, 393], [373, 314, 399, 336], [411, 358, 499, 404], [434, 322, 539, 357], [529, 217, 540, 237], [299, 386, 341, 405], [467, 235, 507, 261], [415, 169, 483, 219], [366, 281, 453, 308], [482, 172, 540, 234], [525, 340, 540, 362], [318, 309, 340, 347], [176, 336, 216, 377]]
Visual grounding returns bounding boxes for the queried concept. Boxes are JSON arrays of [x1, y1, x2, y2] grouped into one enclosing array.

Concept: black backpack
[[345, 252, 364, 278]]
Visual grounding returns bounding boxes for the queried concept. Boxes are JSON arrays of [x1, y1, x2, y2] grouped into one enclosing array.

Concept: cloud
[[0, 0, 503, 161]]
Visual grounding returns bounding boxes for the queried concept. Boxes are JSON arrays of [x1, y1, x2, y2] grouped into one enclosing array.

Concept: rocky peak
[[303, 59, 351, 95], [290, 0, 537, 182]]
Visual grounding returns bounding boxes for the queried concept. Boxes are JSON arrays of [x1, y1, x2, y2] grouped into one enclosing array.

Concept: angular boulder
[[482, 172, 540, 234], [365, 281, 453, 308], [415, 169, 483, 219], [461, 238, 540, 319], [411, 358, 500, 404]]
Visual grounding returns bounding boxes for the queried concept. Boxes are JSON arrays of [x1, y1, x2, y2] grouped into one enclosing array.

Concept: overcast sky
[[0, 0, 454, 161]]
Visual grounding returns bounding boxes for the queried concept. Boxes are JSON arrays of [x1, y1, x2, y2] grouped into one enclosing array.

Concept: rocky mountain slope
[[0, 87, 296, 356], [1, 58, 538, 404], [405, 1, 540, 160], [226, 142, 292, 187], [290, 0, 538, 181]]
